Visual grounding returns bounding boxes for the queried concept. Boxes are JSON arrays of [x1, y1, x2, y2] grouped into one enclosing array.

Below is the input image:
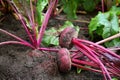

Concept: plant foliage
[[112, 78, 118, 80], [83, 0, 100, 12], [36, 0, 48, 25], [61, 0, 100, 19], [13, 0, 48, 26], [89, 6, 120, 47], [42, 21, 79, 46], [61, 0, 79, 19]]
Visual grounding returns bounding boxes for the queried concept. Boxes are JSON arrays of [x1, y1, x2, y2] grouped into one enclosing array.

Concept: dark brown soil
[[0, 14, 103, 80]]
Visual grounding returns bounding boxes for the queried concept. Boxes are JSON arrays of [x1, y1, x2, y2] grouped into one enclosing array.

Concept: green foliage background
[[89, 6, 120, 47]]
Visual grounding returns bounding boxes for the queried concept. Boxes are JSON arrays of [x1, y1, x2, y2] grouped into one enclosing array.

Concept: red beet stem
[[38, 47, 59, 52], [72, 58, 99, 68], [71, 52, 83, 59], [37, 0, 58, 47], [72, 38, 112, 80], [0, 41, 34, 49], [72, 63, 102, 73], [7, 1, 35, 46], [76, 38, 120, 59]]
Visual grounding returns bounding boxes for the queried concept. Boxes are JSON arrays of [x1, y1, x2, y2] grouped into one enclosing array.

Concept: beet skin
[[59, 27, 78, 49], [57, 48, 71, 72]]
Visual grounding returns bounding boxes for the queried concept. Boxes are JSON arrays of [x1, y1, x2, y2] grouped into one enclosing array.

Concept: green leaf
[[83, 0, 100, 12], [61, 0, 100, 19], [89, 6, 120, 47], [42, 21, 79, 46], [112, 77, 118, 80], [77, 68, 82, 73], [58, 21, 79, 32], [105, 38, 120, 47], [61, 0, 79, 19], [13, 0, 48, 26], [42, 27, 59, 46], [36, 0, 48, 25], [110, 6, 120, 15], [83, 0, 95, 12], [89, 12, 109, 37]]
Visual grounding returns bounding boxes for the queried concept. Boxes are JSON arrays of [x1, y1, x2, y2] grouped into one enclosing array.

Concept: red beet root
[[59, 27, 78, 49], [57, 48, 71, 72]]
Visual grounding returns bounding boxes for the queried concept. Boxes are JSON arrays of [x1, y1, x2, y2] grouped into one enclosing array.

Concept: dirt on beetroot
[[0, 14, 103, 80]]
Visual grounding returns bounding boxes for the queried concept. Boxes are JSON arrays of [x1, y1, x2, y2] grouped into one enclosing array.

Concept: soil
[[0, 14, 103, 80]]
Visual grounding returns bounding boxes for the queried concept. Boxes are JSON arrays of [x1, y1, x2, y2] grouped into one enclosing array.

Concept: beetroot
[[57, 48, 71, 72], [59, 27, 78, 49]]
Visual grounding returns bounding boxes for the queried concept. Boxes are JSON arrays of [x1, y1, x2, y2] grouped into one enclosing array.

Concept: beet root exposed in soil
[[57, 48, 71, 72], [59, 27, 120, 80], [59, 27, 78, 49]]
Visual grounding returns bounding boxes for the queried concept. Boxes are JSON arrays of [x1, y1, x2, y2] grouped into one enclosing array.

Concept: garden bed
[[0, 14, 103, 80]]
